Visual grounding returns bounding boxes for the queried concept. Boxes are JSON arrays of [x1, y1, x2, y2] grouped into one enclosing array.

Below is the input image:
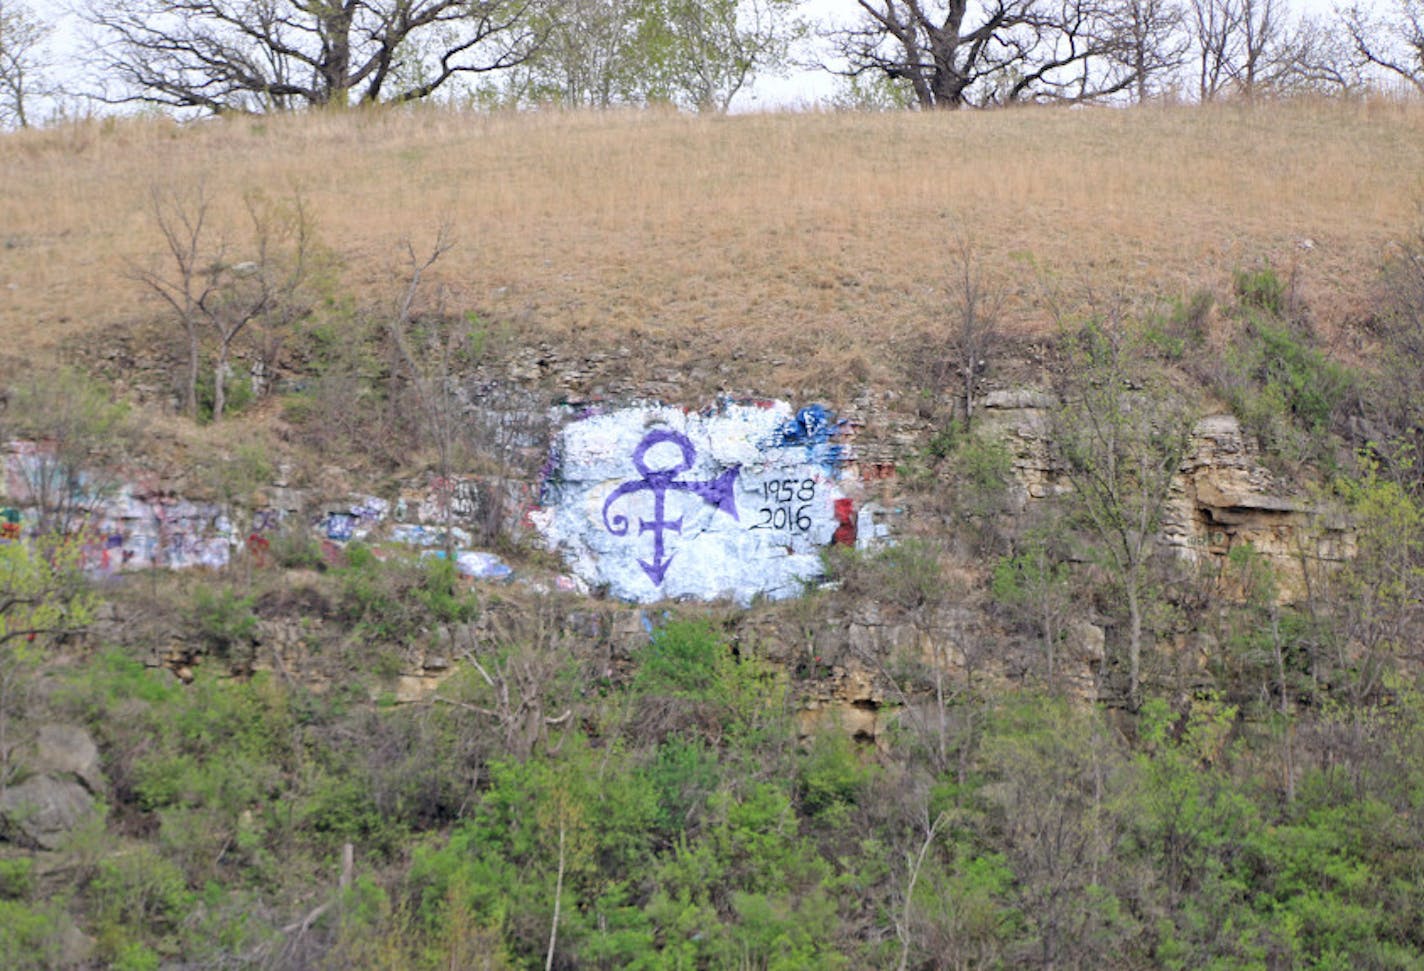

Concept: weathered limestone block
[[32, 724, 104, 795], [0, 777, 96, 850], [1169, 414, 1353, 601]]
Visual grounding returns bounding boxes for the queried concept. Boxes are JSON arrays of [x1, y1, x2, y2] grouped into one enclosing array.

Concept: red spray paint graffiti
[[832, 498, 856, 546]]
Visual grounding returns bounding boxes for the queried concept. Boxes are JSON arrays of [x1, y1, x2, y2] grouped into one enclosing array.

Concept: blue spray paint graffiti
[[767, 404, 846, 471], [325, 513, 355, 541], [601, 429, 740, 584]]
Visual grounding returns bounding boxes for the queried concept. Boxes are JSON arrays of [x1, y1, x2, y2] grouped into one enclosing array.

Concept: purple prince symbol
[[602, 429, 740, 585]]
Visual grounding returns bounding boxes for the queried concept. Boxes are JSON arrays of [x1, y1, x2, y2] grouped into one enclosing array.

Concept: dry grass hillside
[[2, 99, 1423, 391]]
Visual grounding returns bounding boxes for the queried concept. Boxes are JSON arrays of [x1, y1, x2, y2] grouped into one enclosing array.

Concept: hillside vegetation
[[3, 100, 1423, 385], [4, 101, 1424, 969]]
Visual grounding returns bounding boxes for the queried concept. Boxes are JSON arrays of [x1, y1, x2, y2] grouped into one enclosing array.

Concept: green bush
[[1234, 265, 1288, 316], [634, 620, 729, 700], [1216, 314, 1354, 472], [1251, 318, 1352, 434], [190, 586, 258, 663], [91, 846, 194, 957], [195, 368, 255, 423], [0, 858, 34, 900], [0, 898, 71, 970], [337, 547, 477, 643], [953, 433, 1014, 521], [797, 730, 871, 819], [826, 539, 944, 611]]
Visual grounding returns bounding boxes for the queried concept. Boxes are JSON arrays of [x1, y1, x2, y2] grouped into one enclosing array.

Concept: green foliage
[[825, 538, 944, 611], [0, 537, 95, 786], [991, 529, 1075, 683], [634, 619, 728, 699], [195, 368, 255, 423], [189, 585, 258, 662], [952, 432, 1014, 523], [631, 619, 787, 750], [91, 845, 194, 960], [512, 0, 801, 112], [1056, 316, 1195, 705], [647, 735, 721, 834], [1143, 291, 1212, 361], [0, 898, 72, 970], [1325, 457, 1424, 703], [2, 368, 133, 535], [1214, 273, 1354, 472], [0, 535, 95, 648], [337, 547, 477, 643], [1250, 318, 1352, 435], [0, 858, 34, 900], [797, 729, 871, 820], [1234, 265, 1289, 316]]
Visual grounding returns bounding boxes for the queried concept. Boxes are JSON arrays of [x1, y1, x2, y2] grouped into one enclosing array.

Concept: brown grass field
[[2, 99, 1423, 392]]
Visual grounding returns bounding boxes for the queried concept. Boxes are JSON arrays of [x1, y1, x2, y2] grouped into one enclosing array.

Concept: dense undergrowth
[[3, 137, 1424, 967], [9, 614, 1424, 969]]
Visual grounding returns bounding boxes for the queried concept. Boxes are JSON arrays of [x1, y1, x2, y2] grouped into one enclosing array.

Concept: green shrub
[[1251, 318, 1352, 434], [634, 620, 729, 700], [825, 539, 944, 611], [0, 899, 70, 970], [195, 369, 255, 423], [953, 433, 1014, 521], [337, 548, 476, 643], [91, 846, 194, 955], [797, 730, 871, 819], [0, 858, 34, 900], [1234, 265, 1288, 316], [1216, 314, 1355, 471], [190, 586, 258, 664]]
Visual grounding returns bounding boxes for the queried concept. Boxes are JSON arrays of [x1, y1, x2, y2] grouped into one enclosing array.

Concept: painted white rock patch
[[531, 402, 858, 605]]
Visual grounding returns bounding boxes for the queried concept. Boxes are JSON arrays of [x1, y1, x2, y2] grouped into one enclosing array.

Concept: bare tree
[[136, 185, 211, 418], [0, 0, 47, 128], [1187, 0, 1343, 100], [383, 224, 478, 557], [948, 238, 1003, 433], [83, 0, 546, 113], [1054, 313, 1194, 709], [830, 0, 1179, 108], [1235, 0, 1284, 97], [830, 0, 1058, 109], [1189, 0, 1241, 99], [1103, 0, 1189, 103], [136, 186, 316, 422], [1345, 0, 1424, 95]]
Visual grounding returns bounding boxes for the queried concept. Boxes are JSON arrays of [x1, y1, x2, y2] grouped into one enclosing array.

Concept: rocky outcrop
[[976, 392, 1351, 602], [0, 724, 105, 851], [1167, 414, 1353, 600]]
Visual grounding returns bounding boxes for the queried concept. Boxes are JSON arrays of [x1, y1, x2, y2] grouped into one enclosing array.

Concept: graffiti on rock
[[602, 430, 741, 584], [532, 401, 872, 605]]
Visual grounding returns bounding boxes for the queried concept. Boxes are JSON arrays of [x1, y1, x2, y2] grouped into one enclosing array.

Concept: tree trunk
[[1043, 601, 1055, 684], [186, 323, 200, 418], [213, 341, 228, 422], [1127, 582, 1142, 709], [546, 820, 565, 971]]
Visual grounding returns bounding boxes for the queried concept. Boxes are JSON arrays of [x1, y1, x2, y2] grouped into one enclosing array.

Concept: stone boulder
[[0, 776, 96, 851], [0, 724, 105, 850]]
